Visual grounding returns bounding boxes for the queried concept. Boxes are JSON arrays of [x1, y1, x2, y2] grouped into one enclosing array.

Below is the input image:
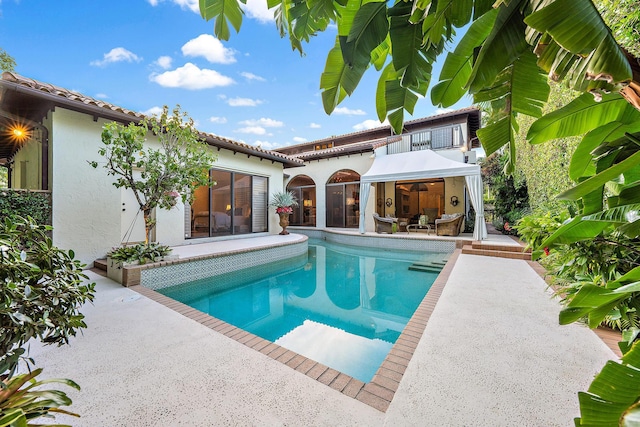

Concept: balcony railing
[[386, 126, 464, 155]]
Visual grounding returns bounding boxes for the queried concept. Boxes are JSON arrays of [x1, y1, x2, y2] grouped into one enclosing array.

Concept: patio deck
[[23, 231, 615, 426]]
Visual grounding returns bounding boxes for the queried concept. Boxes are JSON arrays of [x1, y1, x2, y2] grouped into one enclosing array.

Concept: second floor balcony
[[385, 125, 466, 155]]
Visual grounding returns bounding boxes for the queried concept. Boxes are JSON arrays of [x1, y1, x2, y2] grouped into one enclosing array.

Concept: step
[[462, 245, 532, 261], [411, 261, 444, 269], [408, 265, 443, 273], [94, 258, 108, 271], [471, 241, 531, 253]]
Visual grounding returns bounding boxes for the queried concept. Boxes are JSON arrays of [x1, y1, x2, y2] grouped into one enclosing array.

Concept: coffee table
[[407, 224, 431, 234]]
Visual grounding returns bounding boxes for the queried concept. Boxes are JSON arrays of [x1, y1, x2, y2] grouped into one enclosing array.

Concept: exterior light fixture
[[6, 124, 31, 142]]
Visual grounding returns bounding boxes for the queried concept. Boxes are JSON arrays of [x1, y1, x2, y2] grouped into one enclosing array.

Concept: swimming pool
[[160, 239, 448, 382]]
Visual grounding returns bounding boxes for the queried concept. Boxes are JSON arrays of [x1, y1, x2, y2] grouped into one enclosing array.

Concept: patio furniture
[[397, 217, 409, 232], [373, 213, 397, 233], [423, 208, 439, 225], [408, 214, 431, 233], [407, 223, 431, 234], [435, 213, 464, 236]]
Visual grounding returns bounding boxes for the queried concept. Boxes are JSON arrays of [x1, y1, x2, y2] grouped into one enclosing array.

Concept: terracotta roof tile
[[1, 72, 302, 166]]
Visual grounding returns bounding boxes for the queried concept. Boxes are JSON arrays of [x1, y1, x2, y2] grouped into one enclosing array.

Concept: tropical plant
[[0, 216, 95, 377], [200, 0, 640, 171], [480, 153, 529, 234], [0, 189, 51, 226], [269, 190, 298, 214], [0, 368, 80, 426], [572, 339, 640, 426], [90, 105, 217, 244], [107, 242, 171, 264]]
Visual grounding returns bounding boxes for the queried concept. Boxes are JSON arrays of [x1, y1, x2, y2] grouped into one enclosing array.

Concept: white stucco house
[[0, 72, 302, 266], [275, 108, 486, 240], [0, 72, 485, 268]]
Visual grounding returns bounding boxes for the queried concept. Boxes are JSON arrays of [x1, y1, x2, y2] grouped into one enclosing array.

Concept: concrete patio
[[23, 235, 616, 426]]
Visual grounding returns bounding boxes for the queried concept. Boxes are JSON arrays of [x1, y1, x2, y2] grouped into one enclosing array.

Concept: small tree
[[0, 48, 16, 72], [0, 216, 93, 423], [0, 216, 95, 376], [91, 106, 217, 244]]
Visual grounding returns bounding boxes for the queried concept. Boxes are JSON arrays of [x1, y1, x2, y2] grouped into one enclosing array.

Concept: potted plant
[[269, 191, 298, 235]]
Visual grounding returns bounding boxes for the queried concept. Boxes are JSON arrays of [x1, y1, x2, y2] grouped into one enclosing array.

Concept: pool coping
[[130, 248, 461, 413]]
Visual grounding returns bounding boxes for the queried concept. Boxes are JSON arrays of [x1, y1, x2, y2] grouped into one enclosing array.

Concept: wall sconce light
[[385, 198, 393, 207], [346, 197, 355, 205], [226, 204, 231, 211], [303, 199, 312, 207], [450, 196, 459, 206], [8, 124, 31, 142]]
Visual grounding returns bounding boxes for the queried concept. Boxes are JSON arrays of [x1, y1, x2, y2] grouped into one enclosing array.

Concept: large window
[[326, 170, 360, 228], [395, 179, 444, 224], [287, 175, 316, 226], [188, 169, 268, 238]]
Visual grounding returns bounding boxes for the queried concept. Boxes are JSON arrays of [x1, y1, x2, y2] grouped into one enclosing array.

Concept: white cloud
[[243, 0, 274, 23], [141, 106, 164, 116], [95, 93, 108, 99], [90, 47, 142, 67], [210, 116, 227, 124], [239, 118, 283, 127], [293, 137, 307, 143], [227, 97, 263, 107], [435, 108, 454, 115], [241, 71, 266, 82], [182, 34, 236, 64], [254, 140, 279, 149], [155, 56, 173, 69], [150, 63, 235, 89], [309, 122, 321, 128], [236, 126, 268, 135], [334, 106, 366, 116], [352, 118, 389, 131], [147, 0, 199, 13]]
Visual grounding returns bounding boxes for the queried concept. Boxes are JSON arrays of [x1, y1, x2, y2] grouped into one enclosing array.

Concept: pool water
[[160, 239, 447, 382]]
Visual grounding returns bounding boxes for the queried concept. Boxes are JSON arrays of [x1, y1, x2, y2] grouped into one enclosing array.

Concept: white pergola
[[358, 149, 487, 240]]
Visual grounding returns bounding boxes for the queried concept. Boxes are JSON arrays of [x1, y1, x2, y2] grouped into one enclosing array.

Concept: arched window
[[326, 169, 360, 228], [287, 175, 316, 226]]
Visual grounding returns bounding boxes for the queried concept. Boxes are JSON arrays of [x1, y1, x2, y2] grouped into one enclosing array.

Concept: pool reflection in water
[[160, 240, 446, 382]]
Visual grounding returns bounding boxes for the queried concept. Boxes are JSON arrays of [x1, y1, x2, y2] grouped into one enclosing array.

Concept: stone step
[[471, 241, 531, 253], [462, 245, 532, 261], [94, 258, 108, 271], [408, 264, 443, 273], [412, 261, 444, 269]]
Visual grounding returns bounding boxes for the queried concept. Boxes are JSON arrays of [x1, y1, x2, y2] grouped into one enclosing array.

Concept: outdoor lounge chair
[[435, 213, 464, 236], [373, 213, 397, 233]]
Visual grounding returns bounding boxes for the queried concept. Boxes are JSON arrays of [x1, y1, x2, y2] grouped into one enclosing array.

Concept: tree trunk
[[143, 208, 154, 244]]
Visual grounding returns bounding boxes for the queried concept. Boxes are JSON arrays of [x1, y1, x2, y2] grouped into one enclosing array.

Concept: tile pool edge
[[121, 235, 308, 289], [130, 248, 462, 412]]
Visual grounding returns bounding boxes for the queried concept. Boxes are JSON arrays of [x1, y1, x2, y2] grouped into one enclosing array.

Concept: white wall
[[51, 109, 122, 266], [10, 135, 41, 189], [284, 153, 374, 228], [50, 108, 286, 266]]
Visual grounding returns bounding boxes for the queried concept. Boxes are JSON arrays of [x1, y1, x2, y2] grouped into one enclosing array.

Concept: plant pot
[[278, 212, 290, 235]]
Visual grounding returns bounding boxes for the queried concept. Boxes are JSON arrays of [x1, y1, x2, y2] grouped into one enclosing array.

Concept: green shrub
[[107, 242, 171, 264], [0, 190, 51, 225], [0, 216, 95, 377]]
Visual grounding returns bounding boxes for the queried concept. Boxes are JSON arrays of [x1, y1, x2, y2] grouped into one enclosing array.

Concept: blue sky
[[0, 0, 471, 150]]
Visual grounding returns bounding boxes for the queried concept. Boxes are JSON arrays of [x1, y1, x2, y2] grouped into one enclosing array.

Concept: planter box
[[106, 254, 179, 285], [106, 257, 138, 284]]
